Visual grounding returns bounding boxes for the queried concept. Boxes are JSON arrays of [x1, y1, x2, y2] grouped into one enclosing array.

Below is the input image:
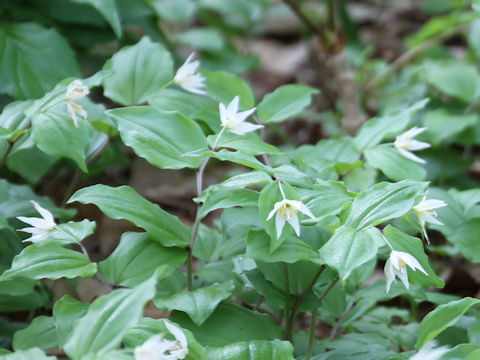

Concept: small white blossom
[[173, 53, 207, 95], [394, 127, 430, 164], [17, 201, 56, 244], [385, 250, 428, 293], [413, 197, 447, 243], [65, 80, 89, 128], [134, 322, 188, 360], [266, 183, 315, 239], [219, 96, 262, 136], [410, 342, 449, 360]]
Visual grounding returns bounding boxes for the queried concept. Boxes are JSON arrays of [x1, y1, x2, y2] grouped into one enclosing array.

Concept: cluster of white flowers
[[384, 127, 448, 292], [134, 322, 188, 360]]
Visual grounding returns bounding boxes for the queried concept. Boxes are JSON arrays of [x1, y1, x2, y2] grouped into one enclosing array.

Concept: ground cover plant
[[2, 0, 480, 359]]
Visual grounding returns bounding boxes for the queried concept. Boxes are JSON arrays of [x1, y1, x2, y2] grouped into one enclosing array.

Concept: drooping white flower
[[266, 183, 315, 239], [409, 342, 449, 360], [173, 53, 207, 95], [133, 322, 188, 360], [65, 80, 90, 128], [413, 197, 447, 243], [17, 201, 57, 244], [384, 250, 428, 293], [219, 96, 262, 136], [394, 127, 430, 164]]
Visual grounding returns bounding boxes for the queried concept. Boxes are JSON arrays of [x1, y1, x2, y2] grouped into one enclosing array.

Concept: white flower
[[410, 342, 449, 360], [133, 322, 188, 360], [219, 96, 262, 136], [173, 53, 207, 95], [65, 80, 89, 128], [394, 127, 430, 164], [17, 201, 56, 244], [384, 250, 428, 293], [266, 183, 315, 239], [413, 197, 447, 243]]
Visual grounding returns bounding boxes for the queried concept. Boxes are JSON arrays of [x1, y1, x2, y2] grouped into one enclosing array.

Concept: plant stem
[[318, 275, 339, 303], [306, 308, 318, 360], [282, 0, 327, 43], [366, 24, 466, 90], [284, 265, 325, 341], [77, 241, 114, 290]]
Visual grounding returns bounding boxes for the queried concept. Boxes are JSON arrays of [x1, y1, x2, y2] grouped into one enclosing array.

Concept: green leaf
[[170, 301, 282, 347], [206, 149, 270, 172], [64, 275, 157, 360], [69, 184, 190, 247], [319, 225, 383, 280], [423, 110, 478, 144], [12, 316, 57, 351], [148, 88, 215, 118], [72, 0, 122, 37], [123, 317, 206, 360], [174, 28, 224, 51], [365, 145, 426, 181], [99, 232, 186, 287], [383, 226, 444, 288], [106, 106, 208, 169], [0, 245, 96, 281], [0, 348, 56, 360], [103, 37, 173, 105], [0, 280, 50, 312], [346, 180, 428, 230], [206, 339, 294, 359], [196, 186, 258, 219], [0, 179, 74, 221], [203, 71, 255, 109], [441, 344, 480, 360], [423, 61, 480, 102], [154, 281, 234, 326], [298, 181, 354, 220], [448, 219, 480, 263], [52, 295, 89, 347], [153, 0, 197, 22], [208, 132, 283, 156], [246, 230, 321, 264], [353, 99, 429, 151], [416, 297, 480, 349], [0, 23, 79, 99], [31, 105, 93, 173], [257, 84, 319, 124]]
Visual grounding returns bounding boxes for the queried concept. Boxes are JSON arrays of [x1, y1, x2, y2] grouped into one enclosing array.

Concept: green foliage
[[0, 1, 478, 358]]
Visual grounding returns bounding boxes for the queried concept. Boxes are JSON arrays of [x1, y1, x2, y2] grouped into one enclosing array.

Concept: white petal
[[399, 252, 428, 275], [384, 259, 396, 293], [165, 321, 188, 348], [24, 233, 50, 244], [219, 103, 227, 126], [267, 201, 283, 221], [298, 203, 316, 220], [31, 201, 55, 224], [287, 214, 300, 236], [229, 122, 263, 136], [235, 108, 256, 123], [406, 139, 431, 151], [420, 199, 447, 210], [397, 267, 410, 289], [226, 96, 240, 117], [275, 212, 286, 239], [67, 103, 79, 128], [16, 216, 53, 230], [397, 148, 426, 164], [401, 127, 427, 139]]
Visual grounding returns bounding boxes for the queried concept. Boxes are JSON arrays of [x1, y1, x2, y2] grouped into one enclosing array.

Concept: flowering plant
[[1, 1, 480, 360]]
